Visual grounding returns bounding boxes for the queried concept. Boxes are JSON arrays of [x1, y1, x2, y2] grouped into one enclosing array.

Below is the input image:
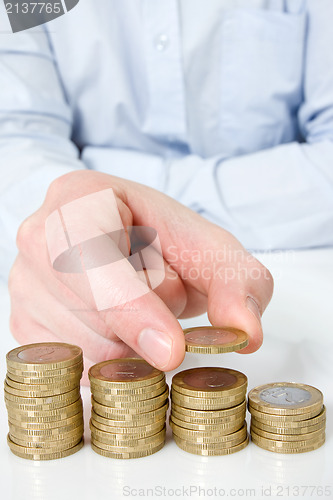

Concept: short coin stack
[[4, 342, 84, 460], [89, 358, 169, 459], [248, 382, 326, 453], [170, 367, 249, 456]]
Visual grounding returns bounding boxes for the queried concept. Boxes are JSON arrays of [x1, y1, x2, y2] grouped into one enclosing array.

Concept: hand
[[9, 170, 273, 383]]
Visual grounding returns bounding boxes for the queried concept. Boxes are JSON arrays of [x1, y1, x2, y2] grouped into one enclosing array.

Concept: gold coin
[[171, 400, 246, 420], [4, 381, 79, 398], [171, 389, 244, 410], [88, 358, 164, 388], [248, 403, 323, 422], [184, 326, 248, 354], [91, 427, 166, 452], [6, 399, 83, 422], [90, 376, 166, 396], [9, 424, 84, 442], [8, 411, 83, 431], [90, 423, 166, 446], [170, 421, 247, 445], [92, 387, 169, 410], [251, 431, 325, 454], [91, 381, 166, 402], [248, 383, 323, 416], [171, 407, 245, 426], [6, 370, 82, 386], [4, 387, 81, 408], [92, 398, 169, 422], [90, 415, 165, 436], [6, 343, 83, 372], [171, 384, 246, 401], [4, 377, 80, 396], [171, 431, 247, 449], [173, 434, 249, 456], [250, 424, 325, 442], [7, 434, 84, 460], [251, 405, 326, 430], [9, 432, 83, 449], [6, 361, 83, 379], [91, 439, 164, 459], [8, 424, 83, 443], [170, 413, 245, 433], [172, 367, 247, 398], [251, 428, 325, 446], [250, 418, 326, 436]]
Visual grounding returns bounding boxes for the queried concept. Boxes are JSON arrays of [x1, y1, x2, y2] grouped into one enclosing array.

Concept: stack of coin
[[89, 358, 169, 459], [170, 367, 249, 456], [4, 343, 84, 460], [248, 382, 326, 453]]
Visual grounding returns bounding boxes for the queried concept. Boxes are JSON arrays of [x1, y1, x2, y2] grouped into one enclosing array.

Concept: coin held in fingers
[[183, 326, 249, 353]]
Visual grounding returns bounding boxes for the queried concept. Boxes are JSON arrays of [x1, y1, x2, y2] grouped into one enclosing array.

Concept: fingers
[[148, 259, 187, 317], [9, 316, 59, 346], [178, 283, 208, 319], [123, 182, 274, 352], [13, 175, 274, 369], [9, 264, 135, 362], [208, 255, 274, 353], [12, 244, 186, 372], [42, 190, 187, 370], [49, 240, 186, 370], [96, 270, 186, 371]]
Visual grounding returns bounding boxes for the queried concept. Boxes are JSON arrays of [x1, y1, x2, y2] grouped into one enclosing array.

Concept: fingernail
[[138, 328, 173, 369], [246, 296, 262, 324]]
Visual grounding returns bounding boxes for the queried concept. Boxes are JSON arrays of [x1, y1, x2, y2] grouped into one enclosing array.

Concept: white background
[[0, 249, 332, 500]]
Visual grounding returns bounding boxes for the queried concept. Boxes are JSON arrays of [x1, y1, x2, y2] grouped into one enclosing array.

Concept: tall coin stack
[[170, 367, 249, 455], [248, 382, 326, 453], [4, 343, 84, 460], [89, 358, 169, 459]]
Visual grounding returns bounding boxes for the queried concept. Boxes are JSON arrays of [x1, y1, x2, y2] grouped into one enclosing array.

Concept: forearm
[[166, 141, 333, 250]]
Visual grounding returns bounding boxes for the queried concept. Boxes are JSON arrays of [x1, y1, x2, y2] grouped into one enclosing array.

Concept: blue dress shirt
[[1, 0, 333, 279]]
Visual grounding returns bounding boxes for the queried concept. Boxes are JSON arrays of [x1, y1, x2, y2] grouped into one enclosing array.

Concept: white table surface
[[0, 249, 332, 500]]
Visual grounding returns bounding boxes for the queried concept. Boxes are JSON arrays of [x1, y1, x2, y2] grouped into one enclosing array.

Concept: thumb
[[101, 278, 186, 371], [79, 242, 186, 370]]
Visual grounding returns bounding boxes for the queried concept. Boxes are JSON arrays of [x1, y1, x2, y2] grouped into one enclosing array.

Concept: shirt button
[[154, 34, 169, 52]]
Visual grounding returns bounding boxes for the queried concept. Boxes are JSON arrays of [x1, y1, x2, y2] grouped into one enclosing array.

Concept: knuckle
[[16, 217, 32, 252], [16, 216, 35, 253], [46, 175, 66, 199], [46, 171, 80, 201], [16, 216, 40, 255]]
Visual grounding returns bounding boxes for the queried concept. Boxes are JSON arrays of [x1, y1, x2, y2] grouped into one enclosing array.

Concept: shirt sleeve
[[165, 0, 333, 250], [0, 18, 83, 280]]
